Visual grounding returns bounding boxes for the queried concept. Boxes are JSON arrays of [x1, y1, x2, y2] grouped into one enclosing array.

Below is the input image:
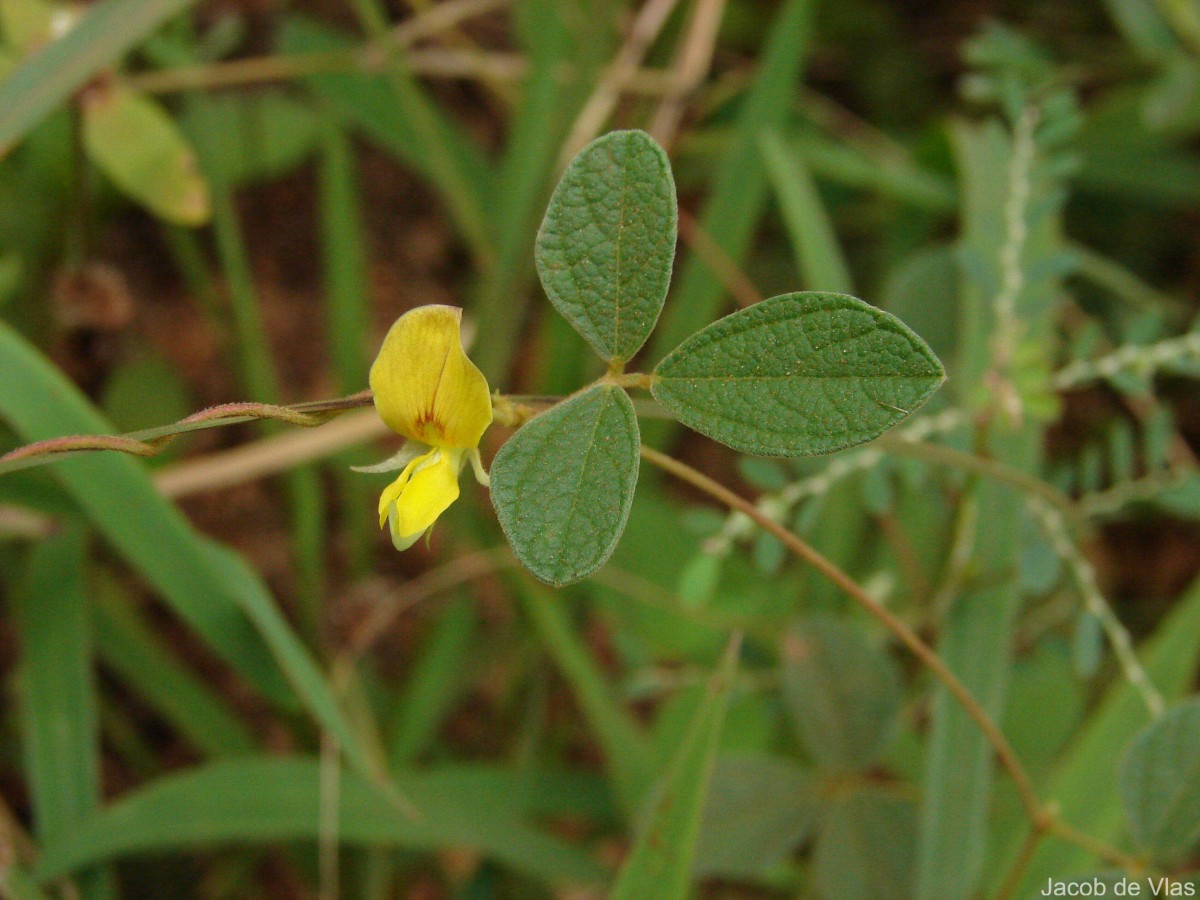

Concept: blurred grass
[[2, 0, 1200, 897]]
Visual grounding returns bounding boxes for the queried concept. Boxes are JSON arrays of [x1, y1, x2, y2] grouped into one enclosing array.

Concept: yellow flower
[[359, 306, 492, 550]]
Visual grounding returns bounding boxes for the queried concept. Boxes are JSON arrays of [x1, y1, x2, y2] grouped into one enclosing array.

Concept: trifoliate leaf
[[535, 130, 676, 363], [652, 292, 945, 457], [491, 384, 640, 586]]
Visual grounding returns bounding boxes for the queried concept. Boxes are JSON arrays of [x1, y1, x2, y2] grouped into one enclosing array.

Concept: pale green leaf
[[780, 616, 903, 771], [652, 292, 945, 457], [1120, 698, 1200, 855], [82, 84, 209, 225], [535, 129, 676, 362], [491, 384, 640, 586]]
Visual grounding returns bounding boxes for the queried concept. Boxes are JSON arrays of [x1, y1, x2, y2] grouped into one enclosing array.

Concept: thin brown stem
[[640, 444, 1045, 821], [994, 824, 1050, 900], [677, 209, 764, 309]]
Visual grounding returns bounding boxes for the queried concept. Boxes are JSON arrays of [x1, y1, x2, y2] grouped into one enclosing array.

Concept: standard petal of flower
[[388, 448, 462, 543], [369, 305, 493, 448]]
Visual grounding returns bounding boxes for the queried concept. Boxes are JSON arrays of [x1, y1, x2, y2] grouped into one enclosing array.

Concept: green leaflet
[[82, 83, 209, 225], [1119, 698, 1200, 856], [491, 384, 640, 586], [780, 616, 903, 772], [535, 130, 676, 362], [693, 754, 820, 878], [815, 792, 917, 900], [652, 292, 945, 457]]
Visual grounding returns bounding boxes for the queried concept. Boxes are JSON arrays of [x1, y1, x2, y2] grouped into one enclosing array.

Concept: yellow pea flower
[[358, 306, 493, 550]]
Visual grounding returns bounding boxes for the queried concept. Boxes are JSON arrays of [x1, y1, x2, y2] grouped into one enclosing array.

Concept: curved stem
[[640, 444, 1044, 819]]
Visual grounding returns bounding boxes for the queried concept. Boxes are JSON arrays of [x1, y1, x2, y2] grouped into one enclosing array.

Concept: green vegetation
[[2, 1, 1200, 898]]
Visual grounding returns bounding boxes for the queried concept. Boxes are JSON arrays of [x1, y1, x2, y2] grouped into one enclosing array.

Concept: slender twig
[[1029, 497, 1166, 717], [648, 0, 727, 147], [639, 444, 1046, 823]]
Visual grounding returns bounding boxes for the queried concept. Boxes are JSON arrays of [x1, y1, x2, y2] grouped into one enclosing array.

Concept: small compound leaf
[[652, 292, 945, 456], [1120, 698, 1200, 855], [535, 130, 677, 362], [491, 385, 639, 586], [780, 616, 903, 771], [82, 84, 210, 226]]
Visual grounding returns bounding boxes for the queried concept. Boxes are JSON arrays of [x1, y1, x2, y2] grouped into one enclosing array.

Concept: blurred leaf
[[693, 754, 820, 878], [760, 129, 854, 294], [815, 792, 916, 900], [492, 384, 640, 586], [1157, 472, 1200, 518], [780, 615, 903, 770], [677, 552, 721, 608], [1002, 639, 1083, 769], [16, 528, 115, 896], [1120, 697, 1200, 855], [0, 252, 22, 305], [611, 635, 740, 900], [652, 292, 945, 457], [33, 758, 609, 887], [82, 83, 209, 225], [1101, 0, 1179, 55], [177, 89, 316, 187], [536, 129, 676, 363], [0, 0, 201, 157]]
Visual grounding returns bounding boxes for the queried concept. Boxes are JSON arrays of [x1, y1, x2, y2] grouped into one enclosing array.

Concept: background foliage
[[2, 0, 1200, 898]]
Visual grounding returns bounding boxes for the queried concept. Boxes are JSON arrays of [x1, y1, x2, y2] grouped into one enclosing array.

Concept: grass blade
[[15, 527, 114, 896], [760, 129, 854, 294], [0, 321, 375, 780], [33, 758, 609, 888], [611, 633, 742, 900]]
